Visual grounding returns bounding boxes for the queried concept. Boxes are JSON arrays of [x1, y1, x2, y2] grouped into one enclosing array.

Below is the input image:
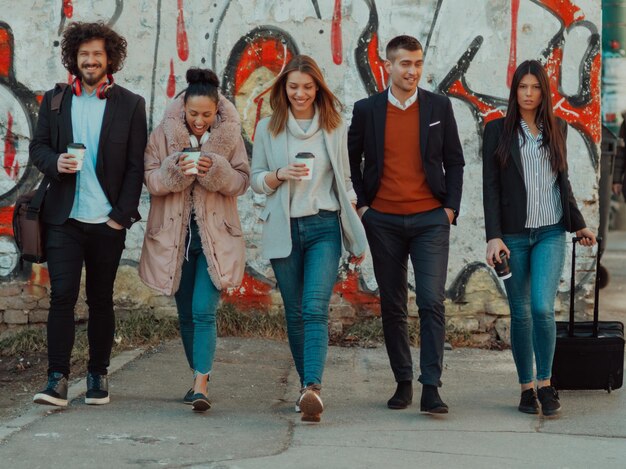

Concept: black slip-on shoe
[[191, 393, 211, 412], [183, 388, 194, 405], [537, 386, 561, 417], [518, 388, 539, 414]]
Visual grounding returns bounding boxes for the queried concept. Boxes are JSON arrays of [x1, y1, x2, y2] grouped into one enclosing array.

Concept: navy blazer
[[347, 88, 465, 218], [29, 83, 147, 228], [482, 117, 586, 241]]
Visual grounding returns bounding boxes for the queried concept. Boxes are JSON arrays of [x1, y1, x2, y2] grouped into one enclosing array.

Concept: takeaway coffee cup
[[182, 147, 202, 175], [494, 251, 512, 280], [67, 143, 86, 171], [295, 152, 314, 180]]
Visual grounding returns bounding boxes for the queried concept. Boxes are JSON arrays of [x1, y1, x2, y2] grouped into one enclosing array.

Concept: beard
[[79, 66, 108, 87]]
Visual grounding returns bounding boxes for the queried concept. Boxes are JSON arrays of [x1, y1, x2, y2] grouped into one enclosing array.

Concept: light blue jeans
[[503, 222, 566, 384], [270, 211, 342, 387], [175, 218, 221, 376]]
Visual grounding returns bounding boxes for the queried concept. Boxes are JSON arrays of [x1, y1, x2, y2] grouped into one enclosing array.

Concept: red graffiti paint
[[544, 46, 601, 143], [234, 38, 293, 94], [63, 0, 73, 18], [0, 206, 13, 236], [30, 264, 50, 286], [3, 112, 18, 181], [367, 33, 388, 92], [0, 27, 11, 78], [176, 0, 189, 62], [333, 269, 380, 308], [232, 36, 295, 140], [447, 79, 505, 125], [507, 0, 520, 88], [223, 272, 272, 310], [537, 0, 584, 27], [167, 58, 176, 98], [331, 0, 343, 65], [251, 96, 264, 141]]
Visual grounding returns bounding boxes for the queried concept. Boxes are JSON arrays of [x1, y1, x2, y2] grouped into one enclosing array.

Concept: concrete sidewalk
[[0, 233, 624, 469], [0, 339, 624, 468]]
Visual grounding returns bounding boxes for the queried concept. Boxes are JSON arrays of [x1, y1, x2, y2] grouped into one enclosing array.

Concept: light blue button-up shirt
[[69, 89, 111, 223]]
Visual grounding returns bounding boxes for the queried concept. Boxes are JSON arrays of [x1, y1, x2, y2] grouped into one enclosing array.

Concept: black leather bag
[[552, 238, 624, 392], [12, 179, 49, 265]]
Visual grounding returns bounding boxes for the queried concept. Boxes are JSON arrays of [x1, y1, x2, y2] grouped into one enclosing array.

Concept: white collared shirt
[[518, 119, 563, 228], [387, 87, 418, 110]]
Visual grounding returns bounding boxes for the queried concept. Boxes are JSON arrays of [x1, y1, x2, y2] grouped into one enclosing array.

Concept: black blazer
[[347, 88, 465, 218], [482, 117, 586, 241], [29, 83, 147, 228]]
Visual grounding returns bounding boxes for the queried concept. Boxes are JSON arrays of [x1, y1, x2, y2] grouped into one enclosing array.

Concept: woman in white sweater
[[251, 55, 367, 423]]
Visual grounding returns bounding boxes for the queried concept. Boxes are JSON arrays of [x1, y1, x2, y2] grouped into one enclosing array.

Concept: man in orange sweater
[[348, 35, 464, 414]]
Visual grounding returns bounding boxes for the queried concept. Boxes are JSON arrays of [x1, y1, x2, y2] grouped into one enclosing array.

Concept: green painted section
[[603, 1, 626, 51]]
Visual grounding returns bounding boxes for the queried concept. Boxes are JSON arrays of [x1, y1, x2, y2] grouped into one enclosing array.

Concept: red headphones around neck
[[72, 74, 114, 99]]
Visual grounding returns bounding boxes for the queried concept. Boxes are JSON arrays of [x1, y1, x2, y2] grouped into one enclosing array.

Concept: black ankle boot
[[387, 381, 413, 409], [420, 384, 449, 414]]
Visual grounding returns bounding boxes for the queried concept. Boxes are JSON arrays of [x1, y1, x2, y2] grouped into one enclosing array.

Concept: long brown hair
[[268, 55, 343, 136], [494, 60, 567, 172]]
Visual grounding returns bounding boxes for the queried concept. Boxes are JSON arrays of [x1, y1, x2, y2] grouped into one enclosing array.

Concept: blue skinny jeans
[[270, 211, 342, 387], [502, 222, 566, 384], [175, 218, 221, 376]]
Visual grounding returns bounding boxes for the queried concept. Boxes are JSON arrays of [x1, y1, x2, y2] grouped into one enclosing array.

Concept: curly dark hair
[[61, 22, 127, 76]]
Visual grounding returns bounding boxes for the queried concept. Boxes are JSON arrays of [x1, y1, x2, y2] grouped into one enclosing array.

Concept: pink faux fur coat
[[138, 94, 249, 295]]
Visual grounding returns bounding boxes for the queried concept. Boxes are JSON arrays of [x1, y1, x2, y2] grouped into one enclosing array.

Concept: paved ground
[[0, 233, 624, 469]]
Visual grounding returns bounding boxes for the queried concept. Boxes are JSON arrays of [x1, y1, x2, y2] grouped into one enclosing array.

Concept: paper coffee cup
[[295, 152, 314, 180], [67, 143, 86, 171], [182, 147, 201, 175]]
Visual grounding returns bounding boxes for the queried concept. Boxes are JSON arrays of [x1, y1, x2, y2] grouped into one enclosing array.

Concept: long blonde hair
[[268, 55, 343, 136]]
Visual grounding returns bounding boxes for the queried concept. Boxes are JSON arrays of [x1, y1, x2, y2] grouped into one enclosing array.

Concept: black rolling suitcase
[[552, 237, 624, 392]]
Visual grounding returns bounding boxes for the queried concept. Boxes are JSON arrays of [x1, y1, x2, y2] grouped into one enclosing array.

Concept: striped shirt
[[518, 120, 563, 228]]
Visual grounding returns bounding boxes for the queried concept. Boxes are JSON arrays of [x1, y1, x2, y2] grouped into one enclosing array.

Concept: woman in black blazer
[[482, 60, 595, 417]]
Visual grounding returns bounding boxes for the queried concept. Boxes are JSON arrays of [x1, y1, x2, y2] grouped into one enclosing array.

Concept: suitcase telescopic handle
[[569, 236, 602, 338]]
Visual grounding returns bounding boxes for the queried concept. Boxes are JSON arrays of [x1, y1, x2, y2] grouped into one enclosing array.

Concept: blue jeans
[[503, 222, 566, 384], [175, 218, 221, 376], [270, 211, 342, 387]]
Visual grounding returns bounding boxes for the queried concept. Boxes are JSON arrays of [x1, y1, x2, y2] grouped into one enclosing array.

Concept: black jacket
[[482, 117, 586, 241], [29, 83, 147, 228], [347, 88, 465, 218]]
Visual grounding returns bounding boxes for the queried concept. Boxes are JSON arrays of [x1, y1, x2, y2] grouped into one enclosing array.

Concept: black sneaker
[[518, 388, 539, 414], [183, 388, 194, 405], [33, 372, 68, 407], [537, 386, 561, 416], [85, 372, 110, 405]]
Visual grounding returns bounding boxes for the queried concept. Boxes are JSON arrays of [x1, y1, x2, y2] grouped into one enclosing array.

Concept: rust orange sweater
[[371, 101, 441, 214]]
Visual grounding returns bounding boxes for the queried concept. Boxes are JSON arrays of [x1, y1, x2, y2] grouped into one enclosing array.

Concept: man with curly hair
[[29, 22, 147, 407]]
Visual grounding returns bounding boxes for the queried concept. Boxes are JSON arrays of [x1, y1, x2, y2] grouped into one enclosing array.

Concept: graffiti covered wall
[[0, 0, 601, 336]]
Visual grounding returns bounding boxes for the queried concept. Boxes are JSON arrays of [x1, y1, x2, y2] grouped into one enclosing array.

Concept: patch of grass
[[340, 317, 421, 346], [217, 303, 286, 340], [0, 328, 47, 356], [0, 312, 180, 361]]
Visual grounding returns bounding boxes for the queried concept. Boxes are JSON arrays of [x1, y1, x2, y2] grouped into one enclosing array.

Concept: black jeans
[[362, 207, 450, 386], [45, 219, 126, 376]]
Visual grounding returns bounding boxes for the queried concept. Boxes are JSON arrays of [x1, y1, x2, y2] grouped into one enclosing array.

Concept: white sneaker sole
[[33, 393, 68, 407], [85, 396, 110, 405]]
